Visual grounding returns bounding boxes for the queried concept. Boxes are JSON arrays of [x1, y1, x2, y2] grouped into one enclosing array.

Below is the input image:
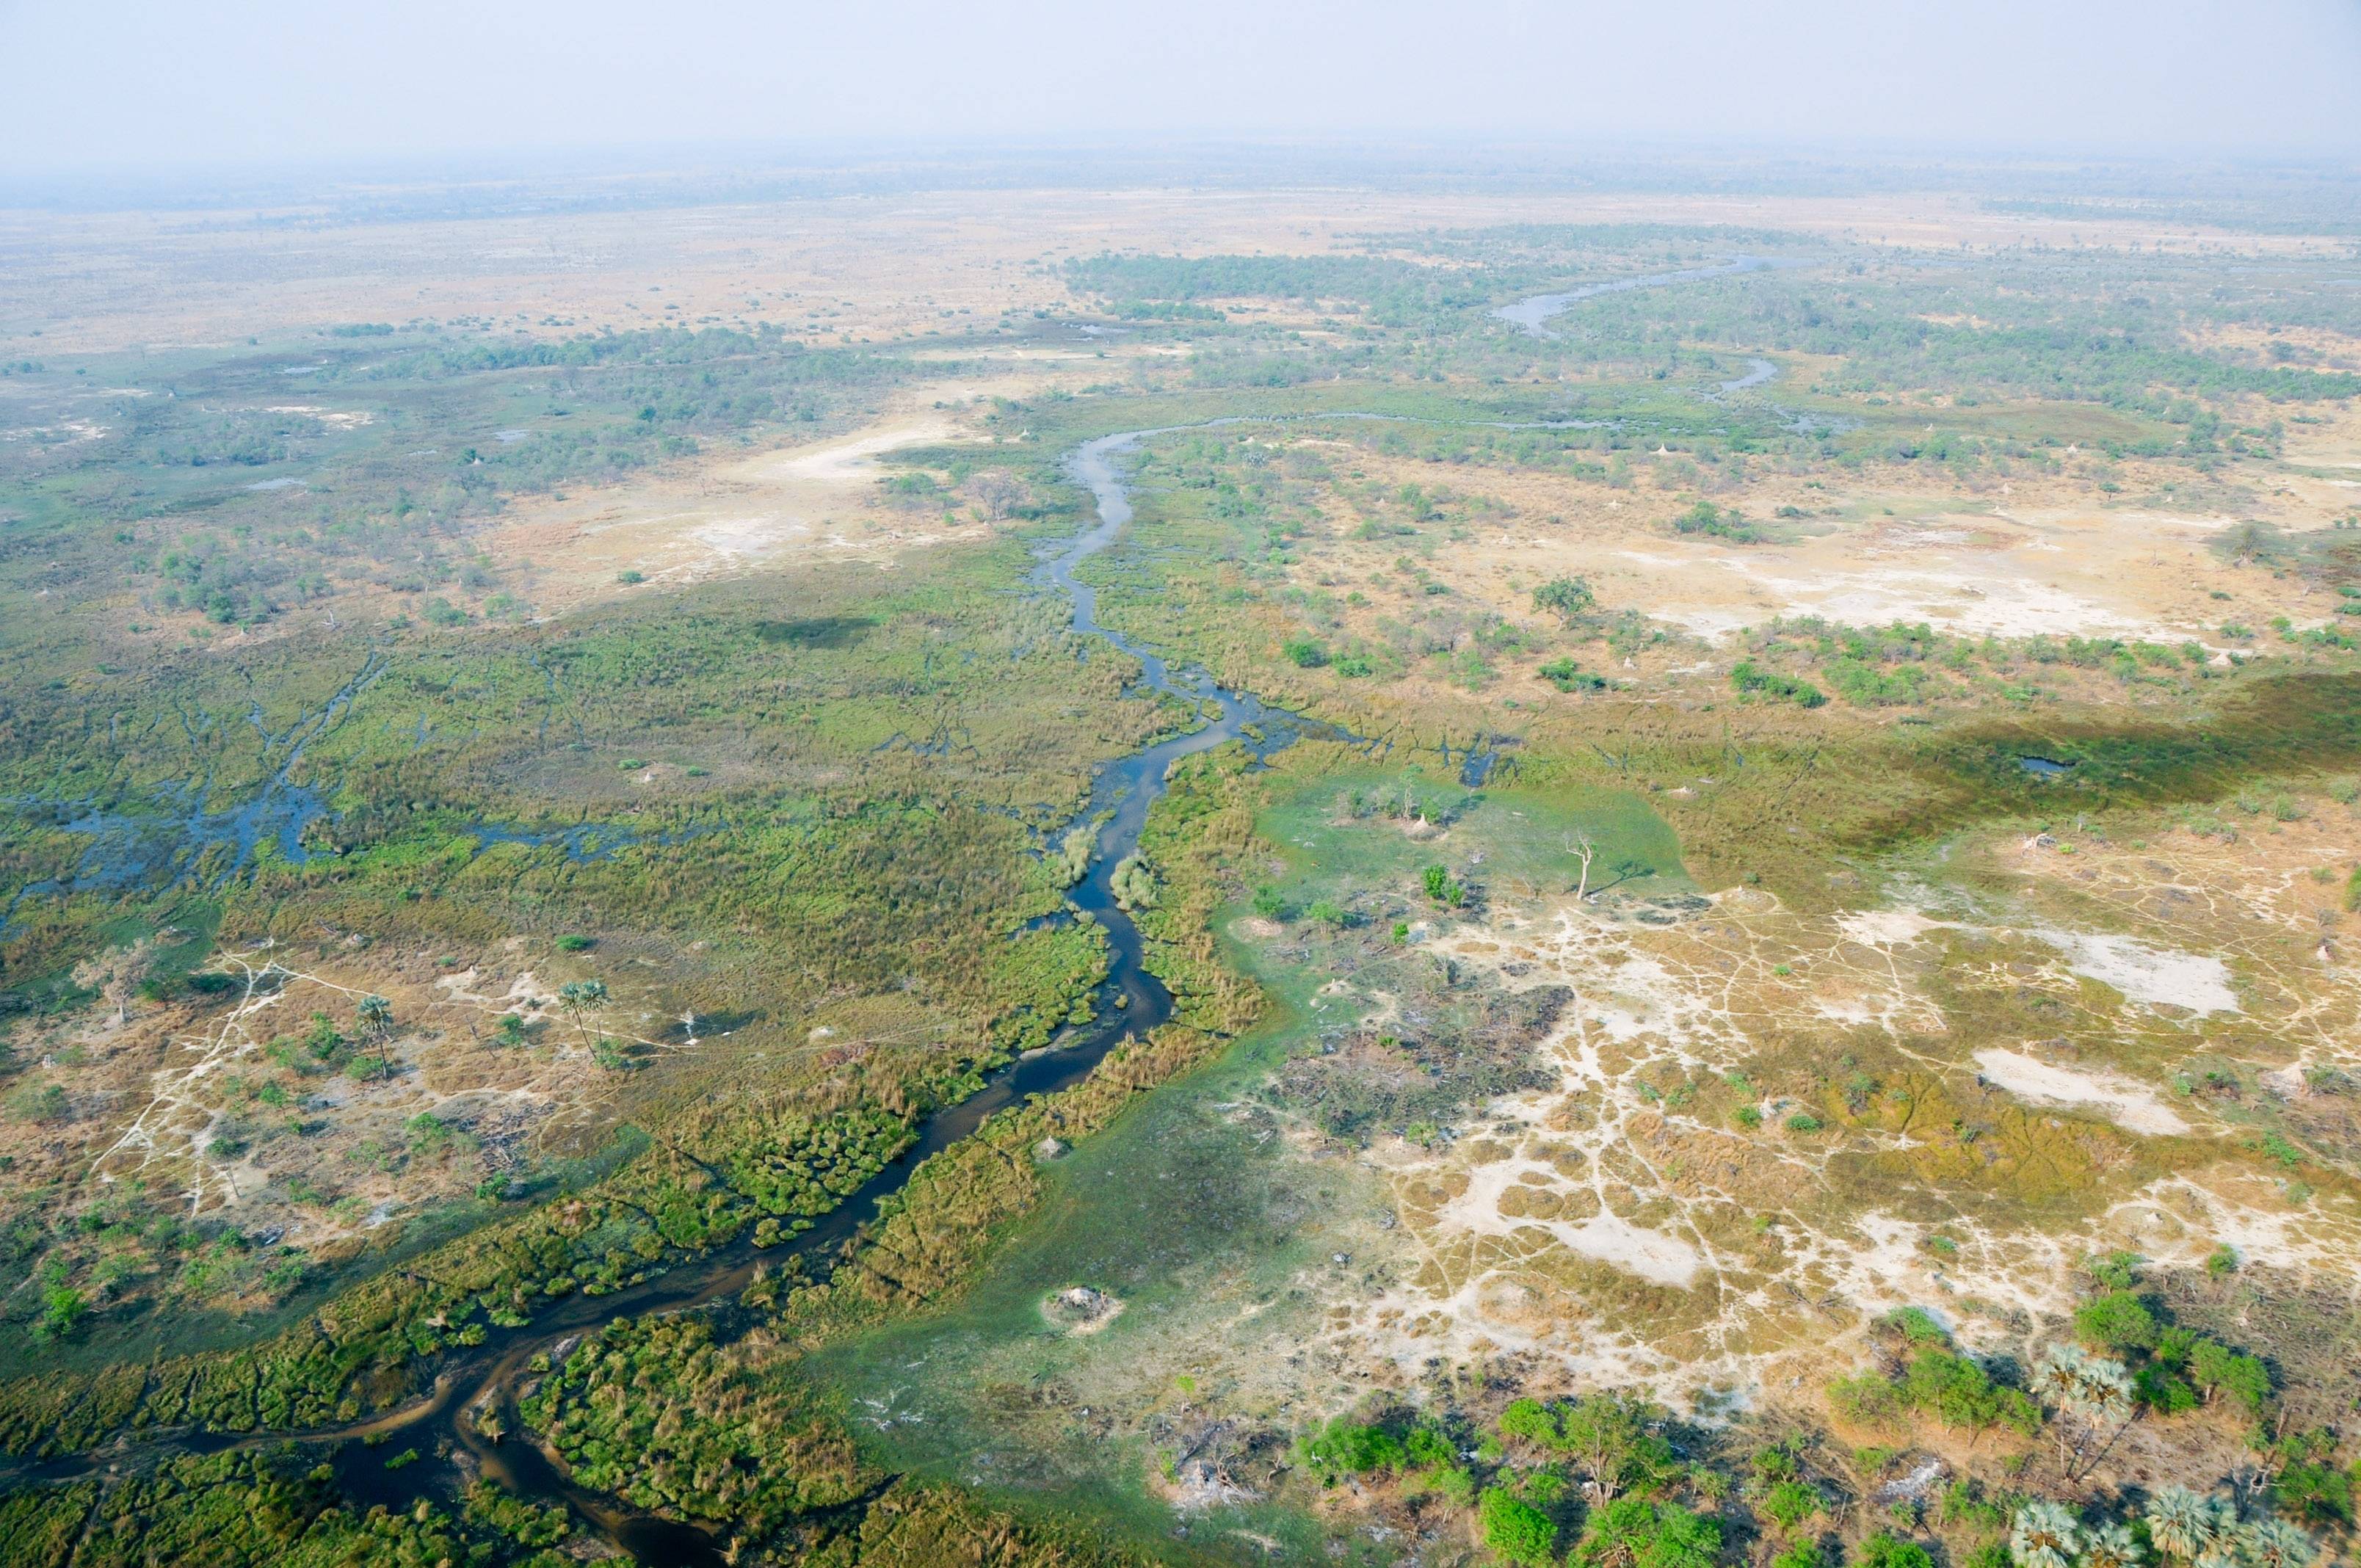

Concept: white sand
[[2031, 929, 2240, 1013], [1973, 1048, 2191, 1135]]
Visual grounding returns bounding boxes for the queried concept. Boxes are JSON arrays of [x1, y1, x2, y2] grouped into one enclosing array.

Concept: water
[[1, 656, 384, 934], [1491, 255, 1799, 338], [0, 427, 1346, 1560], [2018, 755, 2077, 777], [1717, 357, 1778, 393]]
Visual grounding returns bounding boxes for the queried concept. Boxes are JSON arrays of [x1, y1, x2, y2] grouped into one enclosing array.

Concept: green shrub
[[1299, 1418, 1404, 1478], [1733, 659, 1826, 708], [2074, 1290, 2158, 1351], [1480, 1488, 1559, 1567]]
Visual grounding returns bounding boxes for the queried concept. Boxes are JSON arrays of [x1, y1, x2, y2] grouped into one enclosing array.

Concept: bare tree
[[970, 469, 1026, 520], [73, 938, 156, 1028], [1565, 830, 1598, 902]]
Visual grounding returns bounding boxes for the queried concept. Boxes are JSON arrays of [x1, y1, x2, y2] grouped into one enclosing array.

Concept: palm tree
[[2145, 1489, 2224, 1565], [2079, 1522, 2141, 1568], [557, 979, 609, 1050], [2034, 1343, 2134, 1478], [2013, 1501, 2083, 1568], [2235, 1520, 2318, 1568], [355, 993, 394, 1076]]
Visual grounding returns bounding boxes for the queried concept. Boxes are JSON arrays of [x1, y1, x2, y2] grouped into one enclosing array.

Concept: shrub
[[1733, 659, 1826, 708], [1299, 1418, 1404, 1478], [1574, 1497, 1719, 1568], [1763, 1478, 1821, 1533], [1673, 500, 1757, 542], [1539, 656, 1607, 692], [1533, 576, 1596, 624], [1856, 1533, 1935, 1568], [2074, 1290, 2159, 1351], [1480, 1489, 1559, 1567]]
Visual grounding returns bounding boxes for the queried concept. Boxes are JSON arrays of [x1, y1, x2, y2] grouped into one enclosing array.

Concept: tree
[[2078, 1522, 2142, 1568], [970, 469, 1026, 520], [1567, 830, 1599, 901], [557, 979, 609, 1050], [72, 937, 156, 1028], [2033, 1343, 2133, 1480], [2011, 1501, 2083, 1568], [1501, 1392, 1670, 1503], [35, 1283, 87, 1341], [2235, 1518, 2318, 1568], [493, 1012, 529, 1048], [2187, 1340, 2271, 1415], [355, 993, 395, 1076], [2144, 1488, 2227, 1566], [1111, 855, 1158, 911], [1533, 575, 1595, 625], [1479, 1488, 1557, 1568], [1299, 1418, 1403, 1479], [2074, 1291, 2158, 1351]]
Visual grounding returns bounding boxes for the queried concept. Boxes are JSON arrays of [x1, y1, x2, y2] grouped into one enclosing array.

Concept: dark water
[[0, 656, 385, 932], [1492, 255, 1801, 338], [2017, 755, 2077, 777], [0, 429, 1348, 1563]]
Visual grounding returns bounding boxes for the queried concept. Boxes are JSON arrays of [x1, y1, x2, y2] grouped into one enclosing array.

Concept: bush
[[1885, 1307, 1950, 1346], [1533, 576, 1596, 624], [1672, 500, 1757, 542], [1539, 656, 1607, 692], [1763, 1478, 1821, 1533], [1480, 1489, 1559, 1568], [1856, 1533, 1935, 1568], [1733, 659, 1826, 708], [1299, 1418, 1404, 1478], [2074, 1290, 2158, 1351], [1574, 1497, 1719, 1568], [1283, 638, 1329, 668]]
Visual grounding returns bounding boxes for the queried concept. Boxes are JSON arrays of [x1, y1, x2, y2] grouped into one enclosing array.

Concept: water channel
[[4, 257, 1795, 1554]]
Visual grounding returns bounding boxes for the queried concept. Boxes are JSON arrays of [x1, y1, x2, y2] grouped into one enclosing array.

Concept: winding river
[[8, 255, 1794, 1550], [1492, 255, 1797, 338], [1, 429, 1339, 1564]]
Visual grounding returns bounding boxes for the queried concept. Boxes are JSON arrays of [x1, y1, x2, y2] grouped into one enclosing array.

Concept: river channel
[[1, 428, 1346, 1564], [5, 253, 1794, 1553]]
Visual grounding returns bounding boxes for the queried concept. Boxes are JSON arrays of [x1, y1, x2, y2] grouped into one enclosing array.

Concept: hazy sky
[[2, 0, 2356, 173]]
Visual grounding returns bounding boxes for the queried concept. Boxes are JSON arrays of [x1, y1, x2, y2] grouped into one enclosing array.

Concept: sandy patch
[[1972, 1048, 2192, 1136], [2030, 929, 2240, 1014], [1837, 907, 1943, 947], [265, 404, 373, 429]]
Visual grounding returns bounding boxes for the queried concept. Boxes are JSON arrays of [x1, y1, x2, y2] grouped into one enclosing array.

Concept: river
[[8, 256, 1789, 1544], [1, 428, 1344, 1564], [1491, 255, 1797, 338]]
